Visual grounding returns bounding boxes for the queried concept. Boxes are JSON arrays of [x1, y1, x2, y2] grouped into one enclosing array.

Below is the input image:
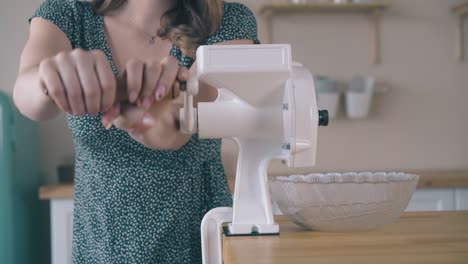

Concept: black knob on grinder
[[318, 110, 329, 126]]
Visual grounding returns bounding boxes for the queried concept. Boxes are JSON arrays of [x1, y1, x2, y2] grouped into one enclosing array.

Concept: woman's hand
[[38, 49, 116, 116], [102, 56, 191, 150], [101, 55, 187, 128], [113, 98, 190, 150], [122, 55, 185, 108]]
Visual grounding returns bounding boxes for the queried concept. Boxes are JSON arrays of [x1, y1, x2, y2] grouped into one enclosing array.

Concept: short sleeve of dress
[[205, 2, 260, 45], [29, 0, 79, 45]]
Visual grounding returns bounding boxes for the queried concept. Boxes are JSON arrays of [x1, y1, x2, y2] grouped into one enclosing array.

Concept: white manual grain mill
[[178, 44, 328, 264]]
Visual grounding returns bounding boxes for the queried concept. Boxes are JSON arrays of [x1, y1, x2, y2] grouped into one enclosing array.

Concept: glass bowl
[[269, 172, 419, 232]]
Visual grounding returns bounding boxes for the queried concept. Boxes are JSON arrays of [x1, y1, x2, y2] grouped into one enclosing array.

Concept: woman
[[14, 0, 259, 263]]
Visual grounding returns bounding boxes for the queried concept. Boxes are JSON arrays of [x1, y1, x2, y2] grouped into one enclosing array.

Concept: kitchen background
[[1, 0, 467, 184], [1, 0, 468, 263]]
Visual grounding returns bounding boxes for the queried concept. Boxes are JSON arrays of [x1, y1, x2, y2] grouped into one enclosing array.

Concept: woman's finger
[[126, 59, 144, 104], [39, 59, 71, 113], [58, 51, 86, 115], [177, 67, 189, 82], [140, 61, 161, 109], [93, 50, 116, 112], [155, 56, 179, 101], [75, 52, 101, 116], [112, 104, 146, 131], [101, 104, 120, 129]]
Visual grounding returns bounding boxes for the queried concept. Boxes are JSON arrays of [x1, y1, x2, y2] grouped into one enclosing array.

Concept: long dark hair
[[92, 0, 223, 56]]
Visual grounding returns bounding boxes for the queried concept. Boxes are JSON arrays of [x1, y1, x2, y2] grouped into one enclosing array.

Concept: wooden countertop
[[223, 211, 468, 264], [410, 170, 468, 188], [39, 184, 73, 200], [39, 169, 468, 200]]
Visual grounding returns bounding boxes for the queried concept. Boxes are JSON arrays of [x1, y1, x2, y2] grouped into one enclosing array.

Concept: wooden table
[[223, 211, 468, 264]]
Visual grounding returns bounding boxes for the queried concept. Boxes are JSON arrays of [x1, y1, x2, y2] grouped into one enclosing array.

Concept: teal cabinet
[[0, 91, 49, 264]]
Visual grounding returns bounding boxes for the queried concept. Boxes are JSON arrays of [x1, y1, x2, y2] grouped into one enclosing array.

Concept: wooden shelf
[[452, 2, 468, 15], [260, 2, 390, 14], [259, 2, 390, 64], [452, 2, 468, 62]]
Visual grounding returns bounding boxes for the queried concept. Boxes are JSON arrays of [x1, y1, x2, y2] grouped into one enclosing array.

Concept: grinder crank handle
[[114, 74, 183, 105], [42, 75, 183, 106]]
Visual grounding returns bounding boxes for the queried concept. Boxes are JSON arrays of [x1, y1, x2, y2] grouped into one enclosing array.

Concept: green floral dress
[[30, 1, 259, 263]]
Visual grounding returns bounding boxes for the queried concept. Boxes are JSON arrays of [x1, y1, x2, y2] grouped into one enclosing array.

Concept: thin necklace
[[131, 29, 157, 45], [126, 19, 158, 45], [139, 31, 157, 45], [139, 25, 158, 45], [149, 35, 156, 45], [143, 32, 157, 45]]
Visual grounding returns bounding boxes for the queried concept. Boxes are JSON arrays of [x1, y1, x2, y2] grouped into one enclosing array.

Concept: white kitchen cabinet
[[455, 188, 468, 210], [406, 189, 455, 211], [405, 188, 468, 212], [51, 199, 74, 264]]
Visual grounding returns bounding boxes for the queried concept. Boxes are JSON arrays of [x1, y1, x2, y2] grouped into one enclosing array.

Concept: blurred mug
[[315, 75, 340, 119], [345, 75, 375, 119]]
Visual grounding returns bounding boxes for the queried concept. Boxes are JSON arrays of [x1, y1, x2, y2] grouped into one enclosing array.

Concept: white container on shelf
[[314, 76, 340, 119], [345, 75, 375, 119]]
